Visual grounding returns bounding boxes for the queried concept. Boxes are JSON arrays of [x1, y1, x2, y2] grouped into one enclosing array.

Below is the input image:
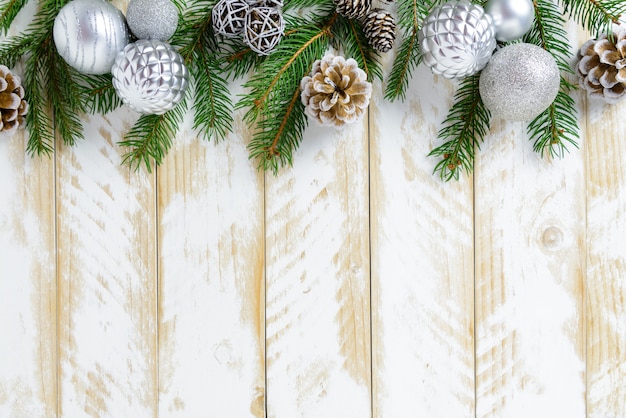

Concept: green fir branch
[[221, 37, 264, 79], [284, 0, 333, 12], [384, 0, 433, 101], [24, 49, 54, 156], [331, 15, 382, 81], [559, 0, 625, 37], [0, 35, 32, 68], [119, 99, 188, 172], [0, 0, 28, 34], [237, 14, 335, 171], [75, 73, 123, 114], [429, 74, 491, 181], [523, 0, 579, 158]]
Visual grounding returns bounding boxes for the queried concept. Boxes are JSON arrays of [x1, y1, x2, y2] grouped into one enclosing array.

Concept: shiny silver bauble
[[111, 40, 189, 115], [53, 0, 130, 74], [479, 43, 560, 121], [419, 0, 496, 79], [126, 0, 179, 41], [485, 0, 534, 42]]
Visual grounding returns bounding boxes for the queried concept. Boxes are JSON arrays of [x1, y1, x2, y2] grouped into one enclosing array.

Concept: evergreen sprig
[[0, 0, 28, 34], [331, 15, 382, 81], [237, 13, 335, 172], [560, 0, 625, 38], [523, 0, 579, 158], [429, 74, 491, 181]]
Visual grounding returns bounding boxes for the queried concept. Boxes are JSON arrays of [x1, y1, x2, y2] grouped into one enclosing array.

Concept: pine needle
[[331, 15, 382, 81], [559, 0, 625, 38]]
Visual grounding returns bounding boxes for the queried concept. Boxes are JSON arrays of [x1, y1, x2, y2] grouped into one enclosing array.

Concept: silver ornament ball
[[419, 0, 497, 79], [479, 43, 560, 121], [111, 40, 189, 115], [53, 0, 130, 74], [126, 0, 179, 41], [485, 0, 534, 42]]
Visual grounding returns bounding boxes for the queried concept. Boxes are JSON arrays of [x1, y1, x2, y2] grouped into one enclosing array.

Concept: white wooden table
[[1, 12, 625, 417]]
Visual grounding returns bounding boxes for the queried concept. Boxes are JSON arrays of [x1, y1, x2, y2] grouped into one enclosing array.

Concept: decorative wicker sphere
[[126, 0, 179, 41], [212, 0, 249, 37], [479, 43, 560, 121], [111, 40, 189, 115], [246, 0, 283, 7], [244, 6, 285, 55], [53, 0, 130, 75], [419, 0, 496, 78]]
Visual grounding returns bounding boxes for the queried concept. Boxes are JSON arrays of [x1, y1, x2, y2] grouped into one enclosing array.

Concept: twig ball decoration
[[246, 0, 283, 8], [212, 0, 249, 37], [419, 0, 496, 79], [576, 33, 626, 104], [0, 65, 28, 136], [111, 40, 189, 115], [484, 0, 534, 42], [53, 0, 130, 75], [244, 7, 285, 55], [300, 54, 372, 127], [126, 0, 179, 41], [479, 43, 560, 121]]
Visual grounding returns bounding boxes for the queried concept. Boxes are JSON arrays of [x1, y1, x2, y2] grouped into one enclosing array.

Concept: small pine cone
[[363, 9, 396, 53], [0, 65, 28, 136], [334, 0, 370, 20], [300, 54, 372, 127], [576, 32, 626, 103]]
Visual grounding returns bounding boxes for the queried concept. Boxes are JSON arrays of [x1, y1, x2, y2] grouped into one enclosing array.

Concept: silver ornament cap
[[485, 0, 534, 42], [479, 43, 560, 121], [53, 0, 130, 75], [419, 0, 496, 79], [111, 40, 189, 115], [126, 0, 179, 41]]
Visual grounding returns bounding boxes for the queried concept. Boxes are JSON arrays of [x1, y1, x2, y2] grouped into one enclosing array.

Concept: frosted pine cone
[[363, 9, 396, 53], [300, 54, 372, 127], [576, 32, 626, 103], [334, 0, 370, 20], [0, 65, 28, 135]]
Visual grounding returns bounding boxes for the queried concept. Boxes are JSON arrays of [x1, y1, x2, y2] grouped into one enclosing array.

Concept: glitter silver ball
[[126, 0, 179, 41], [111, 40, 189, 115], [419, 0, 496, 78], [53, 0, 130, 74], [479, 43, 560, 121], [485, 0, 534, 42]]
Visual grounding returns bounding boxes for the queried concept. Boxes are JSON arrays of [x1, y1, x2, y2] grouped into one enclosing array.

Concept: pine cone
[[576, 32, 626, 103], [333, 0, 370, 20], [300, 54, 372, 127], [0, 65, 28, 135], [363, 9, 396, 53]]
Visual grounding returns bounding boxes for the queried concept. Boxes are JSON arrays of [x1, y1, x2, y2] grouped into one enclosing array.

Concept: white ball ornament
[[479, 43, 560, 121], [53, 0, 130, 74], [126, 0, 179, 41], [485, 0, 534, 42], [111, 40, 189, 115]]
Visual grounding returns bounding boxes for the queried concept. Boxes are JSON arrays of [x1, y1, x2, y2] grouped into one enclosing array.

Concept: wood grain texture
[[585, 96, 626, 417], [157, 105, 265, 417], [56, 110, 157, 417], [0, 130, 57, 417], [474, 85, 586, 416], [370, 65, 475, 418], [265, 120, 371, 417]]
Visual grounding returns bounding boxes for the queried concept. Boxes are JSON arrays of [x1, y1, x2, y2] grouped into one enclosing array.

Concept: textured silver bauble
[[479, 43, 560, 121], [126, 0, 179, 41], [419, 0, 497, 79], [53, 0, 130, 74], [485, 0, 534, 42], [111, 40, 189, 115]]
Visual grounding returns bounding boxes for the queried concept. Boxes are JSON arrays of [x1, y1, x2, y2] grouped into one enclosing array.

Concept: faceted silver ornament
[[53, 0, 130, 75], [126, 0, 179, 41], [485, 0, 534, 42], [111, 40, 189, 115], [479, 43, 560, 121], [419, 0, 496, 79]]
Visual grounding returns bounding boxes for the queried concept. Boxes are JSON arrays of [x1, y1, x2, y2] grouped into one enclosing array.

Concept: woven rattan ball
[[244, 6, 285, 55], [212, 0, 249, 37]]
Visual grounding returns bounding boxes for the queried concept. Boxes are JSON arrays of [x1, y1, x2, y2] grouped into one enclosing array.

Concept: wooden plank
[[370, 65, 475, 417], [56, 109, 158, 417], [265, 120, 371, 416], [0, 130, 57, 417], [474, 61, 586, 416], [585, 96, 626, 417], [157, 109, 265, 416]]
